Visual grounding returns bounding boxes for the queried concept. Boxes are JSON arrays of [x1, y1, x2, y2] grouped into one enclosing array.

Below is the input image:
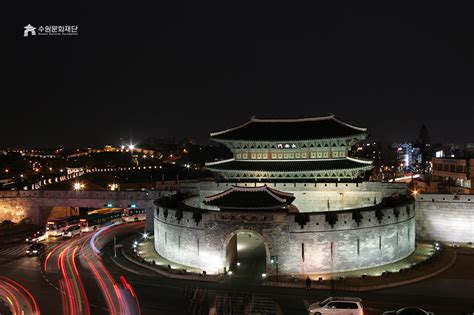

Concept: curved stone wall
[[180, 181, 407, 212], [154, 198, 415, 275]]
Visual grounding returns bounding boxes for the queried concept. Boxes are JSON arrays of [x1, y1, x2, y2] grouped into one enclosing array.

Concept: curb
[[264, 251, 457, 292], [121, 247, 219, 282]]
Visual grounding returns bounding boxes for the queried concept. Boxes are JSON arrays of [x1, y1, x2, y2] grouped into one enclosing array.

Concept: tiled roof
[[203, 185, 295, 210], [210, 115, 367, 141], [206, 157, 372, 173]]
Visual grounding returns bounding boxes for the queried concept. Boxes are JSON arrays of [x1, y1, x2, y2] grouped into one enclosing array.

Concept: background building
[[430, 157, 473, 194], [391, 143, 421, 173]]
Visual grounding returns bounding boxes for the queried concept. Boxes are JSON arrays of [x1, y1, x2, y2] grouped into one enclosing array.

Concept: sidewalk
[[263, 242, 456, 291], [117, 235, 220, 282], [112, 236, 456, 291]]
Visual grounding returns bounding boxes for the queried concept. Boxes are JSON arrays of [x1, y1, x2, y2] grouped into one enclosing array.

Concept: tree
[[414, 124, 431, 167]]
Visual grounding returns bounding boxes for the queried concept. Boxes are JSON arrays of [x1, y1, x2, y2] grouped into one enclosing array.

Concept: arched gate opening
[[226, 231, 267, 279]]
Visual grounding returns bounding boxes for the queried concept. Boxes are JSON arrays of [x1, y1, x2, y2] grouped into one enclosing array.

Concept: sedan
[[26, 231, 48, 243]]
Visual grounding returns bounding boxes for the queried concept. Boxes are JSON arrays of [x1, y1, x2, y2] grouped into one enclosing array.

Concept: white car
[[308, 297, 363, 315], [62, 224, 82, 238], [26, 231, 48, 242]]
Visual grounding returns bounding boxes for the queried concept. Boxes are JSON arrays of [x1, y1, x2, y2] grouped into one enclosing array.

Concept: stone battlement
[[154, 193, 416, 275], [0, 190, 164, 225]]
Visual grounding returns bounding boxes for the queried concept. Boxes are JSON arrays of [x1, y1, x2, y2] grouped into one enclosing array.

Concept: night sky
[[6, 3, 474, 147]]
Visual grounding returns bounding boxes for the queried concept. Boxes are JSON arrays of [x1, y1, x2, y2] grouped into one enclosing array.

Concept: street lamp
[[74, 182, 85, 191], [142, 232, 149, 240]]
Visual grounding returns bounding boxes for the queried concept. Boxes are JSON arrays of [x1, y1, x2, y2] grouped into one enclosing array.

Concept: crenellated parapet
[[287, 198, 415, 232], [154, 193, 416, 275]]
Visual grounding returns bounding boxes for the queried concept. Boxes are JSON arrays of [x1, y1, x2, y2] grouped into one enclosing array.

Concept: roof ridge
[[209, 120, 253, 137], [250, 115, 334, 123], [209, 115, 367, 139], [205, 158, 235, 166], [264, 189, 288, 203], [203, 186, 235, 203], [203, 185, 288, 204], [346, 156, 373, 164], [331, 116, 367, 132]]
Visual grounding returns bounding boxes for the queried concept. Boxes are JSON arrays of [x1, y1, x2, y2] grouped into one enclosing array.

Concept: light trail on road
[[0, 275, 40, 315], [58, 242, 91, 315], [43, 222, 143, 315], [80, 223, 143, 315]]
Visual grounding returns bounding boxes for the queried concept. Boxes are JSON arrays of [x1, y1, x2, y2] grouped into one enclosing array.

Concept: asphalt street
[[0, 224, 473, 314]]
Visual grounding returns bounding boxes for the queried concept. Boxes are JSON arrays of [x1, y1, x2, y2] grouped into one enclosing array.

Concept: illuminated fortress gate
[[154, 116, 416, 275], [206, 115, 372, 180]]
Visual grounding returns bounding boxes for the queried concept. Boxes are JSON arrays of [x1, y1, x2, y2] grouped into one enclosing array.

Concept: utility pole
[[114, 236, 117, 258]]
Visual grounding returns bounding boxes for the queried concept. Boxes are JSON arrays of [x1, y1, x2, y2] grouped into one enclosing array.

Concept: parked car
[[26, 243, 46, 256], [308, 297, 363, 315], [383, 307, 434, 315], [62, 224, 82, 238], [25, 230, 48, 242]]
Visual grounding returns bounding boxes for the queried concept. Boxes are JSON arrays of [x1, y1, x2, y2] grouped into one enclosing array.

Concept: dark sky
[[6, 3, 474, 148]]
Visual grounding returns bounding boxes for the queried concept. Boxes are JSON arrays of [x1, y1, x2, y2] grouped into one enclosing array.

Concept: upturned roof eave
[[209, 115, 368, 141]]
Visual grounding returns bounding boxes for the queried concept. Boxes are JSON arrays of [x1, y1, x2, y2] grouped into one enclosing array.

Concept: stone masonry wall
[[416, 194, 474, 243], [0, 190, 163, 225], [154, 200, 415, 275]]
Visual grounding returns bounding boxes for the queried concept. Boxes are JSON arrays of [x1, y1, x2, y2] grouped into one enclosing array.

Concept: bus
[[79, 210, 124, 232], [46, 216, 81, 236], [123, 207, 146, 222], [87, 207, 122, 216]]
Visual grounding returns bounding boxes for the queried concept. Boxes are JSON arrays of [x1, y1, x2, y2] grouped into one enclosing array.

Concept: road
[[0, 223, 473, 314]]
